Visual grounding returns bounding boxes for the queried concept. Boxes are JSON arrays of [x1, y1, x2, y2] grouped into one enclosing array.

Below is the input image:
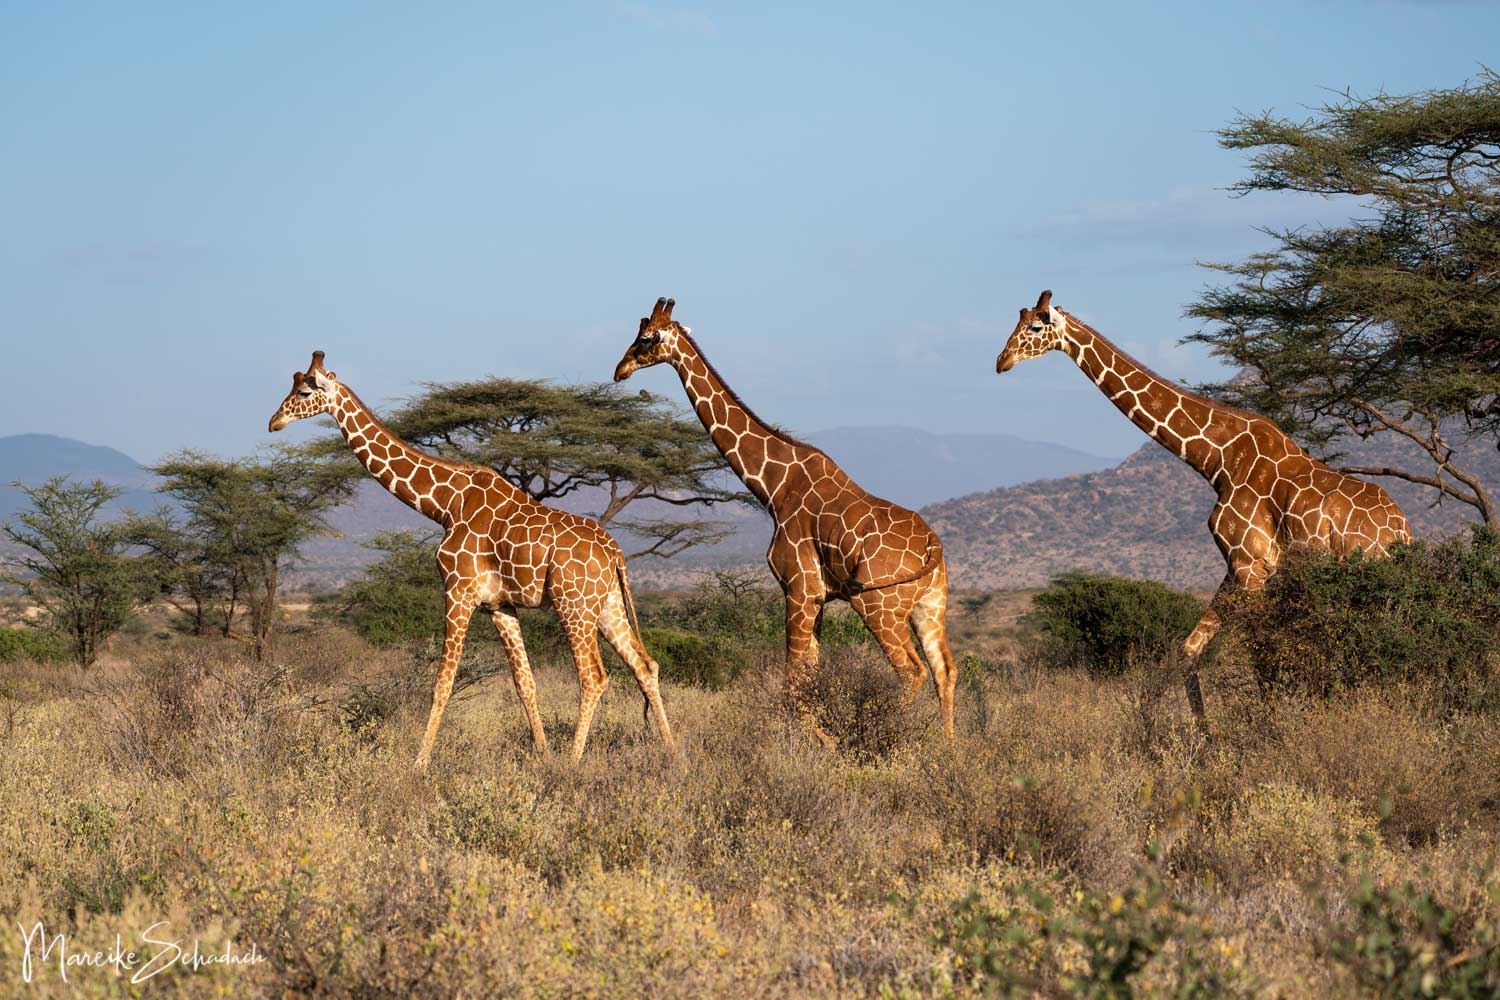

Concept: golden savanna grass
[[0, 610, 1496, 997]]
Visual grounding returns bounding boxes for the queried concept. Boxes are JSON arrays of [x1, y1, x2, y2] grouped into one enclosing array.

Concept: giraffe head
[[613, 297, 685, 382], [268, 351, 342, 432], [996, 290, 1070, 373]]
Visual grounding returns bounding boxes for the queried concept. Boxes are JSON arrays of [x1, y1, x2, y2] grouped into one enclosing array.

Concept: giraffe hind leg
[[494, 608, 549, 754], [911, 581, 956, 737], [851, 596, 927, 704], [415, 584, 479, 772], [598, 590, 676, 751]]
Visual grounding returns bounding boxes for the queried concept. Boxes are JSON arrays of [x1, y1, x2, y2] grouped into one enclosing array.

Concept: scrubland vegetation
[[2, 534, 1498, 997]]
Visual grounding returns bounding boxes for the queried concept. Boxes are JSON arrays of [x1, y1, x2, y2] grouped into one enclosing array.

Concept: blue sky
[[2, 1, 1496, 464]]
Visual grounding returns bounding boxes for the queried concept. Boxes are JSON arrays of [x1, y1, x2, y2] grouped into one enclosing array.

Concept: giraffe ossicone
[[995, 289, 1410, 717], [614, 298, 959, 738], [269, 351, 677, 767]]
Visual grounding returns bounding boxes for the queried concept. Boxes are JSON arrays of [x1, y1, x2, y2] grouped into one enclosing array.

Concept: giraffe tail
[[615, 555, 656, 728], [616, 556, 643, 640]]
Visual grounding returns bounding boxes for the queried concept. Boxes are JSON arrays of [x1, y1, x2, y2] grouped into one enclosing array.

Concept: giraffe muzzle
[[996, 351, 1016, 374], [613, 359, 635, 382]]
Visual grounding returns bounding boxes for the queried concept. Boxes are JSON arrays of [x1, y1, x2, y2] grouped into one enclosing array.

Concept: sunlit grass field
[[1, 593, 1497, 997]]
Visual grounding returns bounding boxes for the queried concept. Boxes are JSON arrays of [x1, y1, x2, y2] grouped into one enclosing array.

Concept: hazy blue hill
[[924, 430, 1500, 591], [13, 426, 1488, 595], [0, 433, 161, 518], [802, 426, 1116, 510]]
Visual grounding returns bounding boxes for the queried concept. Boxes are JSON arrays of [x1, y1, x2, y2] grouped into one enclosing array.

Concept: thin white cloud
[[1024, 184, 1367, 251]]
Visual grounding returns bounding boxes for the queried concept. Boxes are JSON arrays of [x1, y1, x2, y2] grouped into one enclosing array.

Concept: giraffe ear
[[308, 368, 336, 391]]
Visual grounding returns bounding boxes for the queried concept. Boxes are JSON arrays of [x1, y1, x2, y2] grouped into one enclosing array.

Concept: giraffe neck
[[328, 387, 465, 524], [1060, 317, 1228, 483], [668, 334, 804, 508]]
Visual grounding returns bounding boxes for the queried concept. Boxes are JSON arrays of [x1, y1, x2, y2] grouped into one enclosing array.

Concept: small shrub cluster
[[0, 626, 67, 663], [1326, 868, 1500, 998], [321, 530, 445, 645], [641, 569, 870, 688], [640, 625, 740, 689], [1027, 572, 1204, 676], [1221, 528, 1500, 707], [803, 645, 927, 764], [933, 855, 1256, 998]]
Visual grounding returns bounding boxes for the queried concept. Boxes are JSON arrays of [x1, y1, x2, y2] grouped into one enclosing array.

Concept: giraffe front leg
[[415, 584, 479, 772], [784, 587, 838, 749], [564, 617, 608, 761], [1180, 562, 1270, 720], [784, 587, 825, 702], [1181, 602, 1221, 719], [494, 608, 549, 755]]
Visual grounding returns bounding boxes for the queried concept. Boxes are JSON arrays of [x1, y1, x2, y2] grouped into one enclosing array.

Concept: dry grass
[[0, 623, 1496, 997]]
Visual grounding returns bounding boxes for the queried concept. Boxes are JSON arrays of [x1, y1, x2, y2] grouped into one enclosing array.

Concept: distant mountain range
[[0, 434, 160, 519], [2, 427, 1494, 593]]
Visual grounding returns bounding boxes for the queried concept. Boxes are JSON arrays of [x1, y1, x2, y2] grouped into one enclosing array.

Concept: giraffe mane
[[681, 331, 833, 460], [339, 384, 493, 478], [1064, 311, 1300, 442]]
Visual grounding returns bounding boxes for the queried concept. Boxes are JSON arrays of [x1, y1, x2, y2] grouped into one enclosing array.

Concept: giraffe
[[995, 290, 1410, 716], [268, 351, 675, 766], [613, 298, 958, 736]]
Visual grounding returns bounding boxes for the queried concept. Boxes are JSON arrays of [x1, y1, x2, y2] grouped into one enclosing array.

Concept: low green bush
[[1221, 527, 1500, 706], [1326, 868, 1500, 998], [932, 854, 1256, 998], [641, 626, 740, 690], [0, 627, 68, 663], [637, 570, 874, 688], [658, 569, 786, 648], [1027, 573, 1204, 676], [325, 531, 445, 646]]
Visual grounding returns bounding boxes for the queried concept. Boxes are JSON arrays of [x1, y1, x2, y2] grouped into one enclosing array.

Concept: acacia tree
[[322, 529, 445, 646], [150, 449, 357, 658], [1187, 70, 1500, 527], [2, 477, 162, 666], [120, 510, 234, 637], [323, 378, 750, 558]]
